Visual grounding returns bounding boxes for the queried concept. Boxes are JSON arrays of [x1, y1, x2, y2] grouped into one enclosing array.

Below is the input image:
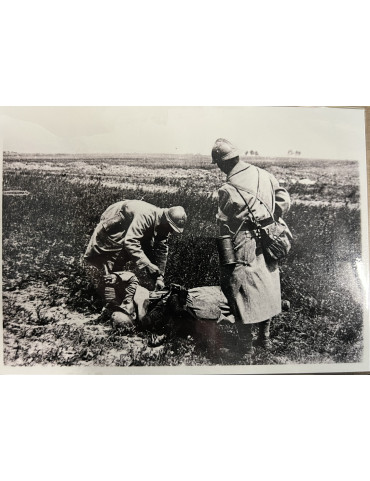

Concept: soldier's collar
[[227, 161, 251, 180]]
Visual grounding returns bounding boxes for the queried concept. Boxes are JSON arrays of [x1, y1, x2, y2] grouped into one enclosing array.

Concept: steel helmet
[[164, 206, 187, 233], [211, 138, 240, 164], [111, 310, 135, 330]]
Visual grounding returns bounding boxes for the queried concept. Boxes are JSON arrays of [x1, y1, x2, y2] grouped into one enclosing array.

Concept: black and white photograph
[[2, 3, 370, 481], [1, 106, 369, 373]]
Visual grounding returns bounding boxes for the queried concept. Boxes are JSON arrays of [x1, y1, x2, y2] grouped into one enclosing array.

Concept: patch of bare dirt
[[2, 282, 148, 367]]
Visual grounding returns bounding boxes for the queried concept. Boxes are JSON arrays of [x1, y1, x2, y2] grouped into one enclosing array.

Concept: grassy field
[[2, 153, 365, 367]]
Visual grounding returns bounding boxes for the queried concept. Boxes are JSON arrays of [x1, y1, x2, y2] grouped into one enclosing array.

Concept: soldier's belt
[[239, 217, 274, 231]]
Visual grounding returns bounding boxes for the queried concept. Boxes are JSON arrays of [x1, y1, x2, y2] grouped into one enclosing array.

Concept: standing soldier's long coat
[[217, 161, 291, 324]]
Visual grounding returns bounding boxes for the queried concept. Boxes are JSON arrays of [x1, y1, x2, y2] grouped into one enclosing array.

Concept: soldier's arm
[[153, 236, 169, 276], [123, 215, 154, 268], [274, 187, 291, 218], [270, 175, 291, 218], [216, 186, 237, 235]]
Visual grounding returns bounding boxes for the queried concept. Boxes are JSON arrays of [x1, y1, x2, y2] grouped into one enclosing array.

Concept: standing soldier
[[212, 138, 291, 363], [84, 199, 187, 322]]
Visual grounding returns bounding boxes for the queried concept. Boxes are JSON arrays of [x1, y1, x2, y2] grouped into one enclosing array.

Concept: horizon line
[[2, 151, 360, 162]]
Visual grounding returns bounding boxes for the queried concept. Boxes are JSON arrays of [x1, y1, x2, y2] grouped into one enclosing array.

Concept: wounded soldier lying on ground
[[100, 270, 236, 346]]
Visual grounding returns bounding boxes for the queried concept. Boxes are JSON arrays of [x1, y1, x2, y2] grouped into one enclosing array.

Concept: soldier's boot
[[237, 324, 253, 365], [99, 285, 117, 320], [104, 272, 139, 321], [117, 274, 139, 320], [254, 319, 272, 349]]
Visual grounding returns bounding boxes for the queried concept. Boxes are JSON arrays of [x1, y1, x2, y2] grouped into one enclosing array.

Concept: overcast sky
[[0, 106, 366, 160]]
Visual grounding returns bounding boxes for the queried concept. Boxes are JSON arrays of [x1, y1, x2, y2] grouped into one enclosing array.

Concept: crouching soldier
[[84, 199, 187, 323]]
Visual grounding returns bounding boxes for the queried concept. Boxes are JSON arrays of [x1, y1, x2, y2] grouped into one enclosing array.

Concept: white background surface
[[1, 1, 369, 480]]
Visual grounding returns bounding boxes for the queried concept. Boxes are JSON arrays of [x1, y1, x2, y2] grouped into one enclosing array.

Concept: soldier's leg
[[108, 272, 140, 331], [102, 257, 118, 307], [114, 272, 139, 319], [95, 252, 126, 317], [220, 264, 253, 361], [109, 250, 138, 304], [255, 319, 272, 349], [236, 323, 253, 364]]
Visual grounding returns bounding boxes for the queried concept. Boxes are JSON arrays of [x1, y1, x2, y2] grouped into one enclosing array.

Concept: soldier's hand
[[146, 263, 160, 277], [155, 276, 165, 291], [104, 273, 119, 286]]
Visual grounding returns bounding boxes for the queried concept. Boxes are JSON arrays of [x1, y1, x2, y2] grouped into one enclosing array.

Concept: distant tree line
[[244, 150, 302, 157]]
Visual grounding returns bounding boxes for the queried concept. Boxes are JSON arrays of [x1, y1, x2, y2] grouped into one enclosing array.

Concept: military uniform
[[85, 200, 170, 275], [217, 160, 291, 325], [84, 199, 171, 296]]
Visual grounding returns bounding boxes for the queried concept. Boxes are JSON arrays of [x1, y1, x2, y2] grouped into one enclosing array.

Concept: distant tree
[[245, 151, 249, 155], [288, 150, 293, 155]]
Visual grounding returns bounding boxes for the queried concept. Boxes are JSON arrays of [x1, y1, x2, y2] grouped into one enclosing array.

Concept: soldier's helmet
[[211, 138, 240, 164], [111, 310, 135, 330], [164, 206, 187, 233]]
